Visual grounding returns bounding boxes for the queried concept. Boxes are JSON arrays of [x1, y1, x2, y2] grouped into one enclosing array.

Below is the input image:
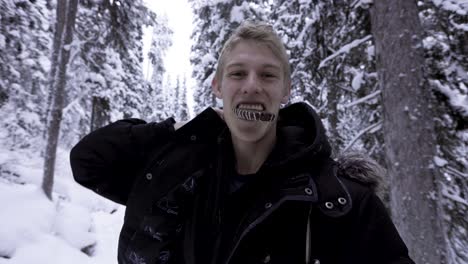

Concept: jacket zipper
[[224, 209, 275, 264], [224, 197, 317, 264], [210, 135, 228, 264], [305, 204, 313, 264]]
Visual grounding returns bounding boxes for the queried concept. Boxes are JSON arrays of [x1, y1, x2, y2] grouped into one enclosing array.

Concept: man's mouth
[[233, 103, 276, 122]]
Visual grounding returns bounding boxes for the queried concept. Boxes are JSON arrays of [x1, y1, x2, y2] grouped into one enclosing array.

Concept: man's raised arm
[[70, 118, 175, 205]]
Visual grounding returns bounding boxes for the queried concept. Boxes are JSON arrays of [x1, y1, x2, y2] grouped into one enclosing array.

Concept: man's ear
[[281, 81, 291, 104], [212, 77, 222, 99]]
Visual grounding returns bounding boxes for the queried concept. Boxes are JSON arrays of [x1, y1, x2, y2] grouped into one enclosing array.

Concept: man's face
[[212, 40, 290, 143]]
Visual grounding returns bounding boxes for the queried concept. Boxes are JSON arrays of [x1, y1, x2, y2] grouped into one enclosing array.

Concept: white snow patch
[[0, 138, 123, 264], [0, 184, 55, 257], [55, 202, 96, 250], [89, 209, 124, 263], [6, 234, 93, 264], [83, 72, 106, 89], [39, 55, 51, 72], [230, 2, 249, 23], [366, 45, 375, 60], [432, 0, 468, 15], [200, 53, 216, 66], [0, 35, 5, 49], [434, 156, 448, 167], [351, 71, 364, 91]]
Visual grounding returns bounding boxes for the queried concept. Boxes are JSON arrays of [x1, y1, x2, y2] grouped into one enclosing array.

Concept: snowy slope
[[0, 146, 123, 264]]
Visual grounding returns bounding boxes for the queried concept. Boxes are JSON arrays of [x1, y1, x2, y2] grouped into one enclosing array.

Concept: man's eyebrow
[[262, 64, 281, 70], [226, 63, 281, 70], [225, 63, 244, 69]]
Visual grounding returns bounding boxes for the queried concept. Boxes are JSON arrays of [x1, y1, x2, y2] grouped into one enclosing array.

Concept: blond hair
[[215, 21, 291, 86]]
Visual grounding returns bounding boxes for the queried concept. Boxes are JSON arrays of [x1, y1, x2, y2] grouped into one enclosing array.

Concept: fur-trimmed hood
[[265, 103, 386, 195], [336, 152, 386, 195]]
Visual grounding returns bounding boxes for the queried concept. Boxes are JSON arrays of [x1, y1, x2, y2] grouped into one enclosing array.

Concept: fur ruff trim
[[336, 153, 386, 194]]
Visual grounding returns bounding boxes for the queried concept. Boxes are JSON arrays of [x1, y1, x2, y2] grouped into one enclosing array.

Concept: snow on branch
[[342, 121, 382, 153], [450, 20, 468, 31], [319, 35, 372, 69], [432, 0, 468, 16], [62, 97, 81, 116], [337, 84, 356, 93], [441, 185, 468, 206], [351, 0, 373, 9], [431, 80, 468, 117], [445, 166, 468, 178], [343, 90, 381, 108], [62, 87, 91, 116]]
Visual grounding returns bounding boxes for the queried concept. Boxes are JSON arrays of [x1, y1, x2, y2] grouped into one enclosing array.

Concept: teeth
[[233, 108, 276, 122], [237, 103, 264, 111]]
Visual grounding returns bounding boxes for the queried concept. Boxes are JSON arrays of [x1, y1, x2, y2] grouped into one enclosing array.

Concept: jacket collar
[[263, 102, 332, 169], [176, 102, 331, 166], [175, 107, 227, 143]]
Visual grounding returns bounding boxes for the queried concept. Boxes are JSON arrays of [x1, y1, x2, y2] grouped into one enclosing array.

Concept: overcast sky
[[143, 0, 194, 82], [143, 0, 195, 116]]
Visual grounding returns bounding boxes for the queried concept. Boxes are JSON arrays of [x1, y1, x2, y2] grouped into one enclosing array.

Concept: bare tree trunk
[[42, 0, 66, 139], [42, 0, 78, 200], [90, 96, 110, 131], [327, 69, 340, 156], [370, 1, 447, 263]]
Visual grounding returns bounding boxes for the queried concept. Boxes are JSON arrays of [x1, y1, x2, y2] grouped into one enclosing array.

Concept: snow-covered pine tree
[[270, 0, 341, 151], [67, 0, 112, 135], [104, 0, 156, 119], [419, 1, 468, 263], [178, 76, 190, 121], [0, 0, 52, 150], [271, 0, 381, 159], [173, 76, 180, 117], [189, 0, 268, 114], [148, 15, 173, 122], [162, 75, 174, 119], [269, 0, 323, 106], [323, 2, 382, 161], [60, 0, 165, 147]]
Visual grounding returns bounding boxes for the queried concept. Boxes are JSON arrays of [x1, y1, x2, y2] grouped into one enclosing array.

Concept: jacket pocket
[[124, 215, 182, 264]]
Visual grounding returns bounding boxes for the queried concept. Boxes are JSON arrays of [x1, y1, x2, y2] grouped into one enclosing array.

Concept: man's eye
[[229, 72, 245, 78], [262, 73, 277, 79]]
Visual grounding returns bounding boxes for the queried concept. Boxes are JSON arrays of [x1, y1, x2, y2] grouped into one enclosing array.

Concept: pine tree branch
[[343, 90, 381, 108], [342, 121, 382, 153], [319, 35, 372, 69]]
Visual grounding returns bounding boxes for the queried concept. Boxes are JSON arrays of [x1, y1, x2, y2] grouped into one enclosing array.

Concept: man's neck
[[231, 130, 276, 175]]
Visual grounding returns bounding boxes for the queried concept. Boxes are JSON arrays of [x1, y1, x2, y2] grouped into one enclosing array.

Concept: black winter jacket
[[70, 102, 415, 264]]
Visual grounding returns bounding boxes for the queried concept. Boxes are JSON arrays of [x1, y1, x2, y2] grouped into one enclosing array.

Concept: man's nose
[[242, 73, 261, 94]]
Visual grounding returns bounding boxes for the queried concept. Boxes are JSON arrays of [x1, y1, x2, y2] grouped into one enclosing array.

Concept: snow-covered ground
[[0, 145, 124, 264]]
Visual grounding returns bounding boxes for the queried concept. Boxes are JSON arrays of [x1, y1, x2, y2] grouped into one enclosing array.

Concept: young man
[[70, 21, 415, 264]]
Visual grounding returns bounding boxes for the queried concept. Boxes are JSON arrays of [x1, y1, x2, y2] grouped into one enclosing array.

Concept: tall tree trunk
[[327, 70, 340, 156], [90, 96, 110, 131], [370, 1, 447, 263], [42, 0, 79, 200], [43, 0, 66, 139]]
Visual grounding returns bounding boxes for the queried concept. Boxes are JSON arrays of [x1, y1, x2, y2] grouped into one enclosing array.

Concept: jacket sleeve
[[357, 191, 416, 264], [70, 117, 175, 205]]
